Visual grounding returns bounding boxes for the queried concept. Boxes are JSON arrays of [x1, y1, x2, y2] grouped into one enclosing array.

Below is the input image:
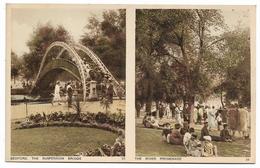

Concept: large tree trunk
[[187, 95, 195, 127], [135, 101, 141, 118], [155, 100, 159, 118], [220, 87, 225, 108], [145, 100, 152, 114]]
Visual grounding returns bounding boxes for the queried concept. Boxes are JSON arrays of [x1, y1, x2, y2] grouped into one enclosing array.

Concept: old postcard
[[5, 4, 256, 163]]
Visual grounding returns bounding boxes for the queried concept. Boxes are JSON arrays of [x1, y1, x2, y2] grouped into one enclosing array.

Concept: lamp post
[[24, 96, 28, 118]]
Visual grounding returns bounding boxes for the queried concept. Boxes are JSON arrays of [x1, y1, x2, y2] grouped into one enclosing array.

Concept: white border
[[0, 0, 259, 167]]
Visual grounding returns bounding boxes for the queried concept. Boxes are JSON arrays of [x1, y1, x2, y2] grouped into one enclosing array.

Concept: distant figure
[[220, 123, 232, 142], [180, 121, 190, 136], [143, 114, 159, 128], [158, 102, 164, 119], [170, 102, 176, 119], [165, 103, 171, 118], [198, 106, 204, 124], [200, 122, 210, 140], [175, 105, 182, 125], [227, 105, 239, 136], [203, 106, 208, 122], [238, 105, 250, 138], [161, 123, 173, 140], [183, 104, 189, 123], [100, 81, 106, 99], [216, 112, 222, 131], [107, 80, 114, 103], [52, 81, 61, 105], [66, 82, 73, 108], [167, 123, 183, 145], [207, 106, 216, 130]]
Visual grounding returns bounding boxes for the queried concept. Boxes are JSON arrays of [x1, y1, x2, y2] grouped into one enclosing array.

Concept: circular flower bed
[[14, 111, 125, 156]]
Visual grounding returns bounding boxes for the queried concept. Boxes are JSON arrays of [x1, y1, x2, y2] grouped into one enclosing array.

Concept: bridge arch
[[31, 41, 125, 101]]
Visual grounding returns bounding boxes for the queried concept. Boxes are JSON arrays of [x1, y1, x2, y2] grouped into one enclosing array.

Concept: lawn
[[136, 125, 251, 157], [11, 127, 117, 156]]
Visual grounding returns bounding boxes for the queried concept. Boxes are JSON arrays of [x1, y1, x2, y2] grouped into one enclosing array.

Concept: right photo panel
[[135, 7, 255, 161]]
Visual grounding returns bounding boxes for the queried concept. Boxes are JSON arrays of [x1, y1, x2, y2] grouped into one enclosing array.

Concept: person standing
[[216, 112, 223, 131], [238, 105, 250, 138], [165, 103, 171, 119], [66, 82, 73, 108], [52, 81, 62, 105], [207, 106, 216, 130], [227, 104, 239, 136], [183, 104, 189, 123], [175, 105, 182, 125], [107, 79, 114, 104], [170, 102, 176, 119]]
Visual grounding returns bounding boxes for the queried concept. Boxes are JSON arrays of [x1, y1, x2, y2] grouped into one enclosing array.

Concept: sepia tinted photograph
[[135, 7, 255, 159], [8, 5, 126, 158]]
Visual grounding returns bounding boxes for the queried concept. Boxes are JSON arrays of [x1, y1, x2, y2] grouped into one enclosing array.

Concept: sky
[[10, 6, 251, 56]]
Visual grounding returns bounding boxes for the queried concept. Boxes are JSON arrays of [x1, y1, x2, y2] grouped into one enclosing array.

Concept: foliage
[[76, 143, 125, 156], [21, 24, 72, 79], [11, 51, 23, 83], [136, 9, 225, 113], [80, 9, 126, 80], [213, 28, 251, 106], [25, 111, 125, 128], [100, 97, 111, 113]]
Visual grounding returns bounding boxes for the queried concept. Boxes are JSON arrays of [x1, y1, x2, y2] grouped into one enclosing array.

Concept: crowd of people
[[51, 79, 115, 107], [142, 102, 250, 157]]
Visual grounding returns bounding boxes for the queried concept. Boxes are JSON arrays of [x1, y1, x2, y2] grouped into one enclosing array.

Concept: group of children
[[161, 121, 233, 157]]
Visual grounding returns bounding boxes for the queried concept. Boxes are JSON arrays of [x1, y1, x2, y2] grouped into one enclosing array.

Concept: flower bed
[[14, 111, 125, 156], [16, 111, 125, 130]]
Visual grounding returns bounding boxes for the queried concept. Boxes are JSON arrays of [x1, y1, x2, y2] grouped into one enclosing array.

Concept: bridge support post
[[88, 80, 98, 100]]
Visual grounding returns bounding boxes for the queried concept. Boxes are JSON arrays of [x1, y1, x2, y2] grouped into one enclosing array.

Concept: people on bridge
[[52, 81, 62, 105]]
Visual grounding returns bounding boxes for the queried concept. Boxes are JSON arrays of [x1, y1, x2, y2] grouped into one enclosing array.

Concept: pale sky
[[10, 6, 251, 56], [11, 7, 106, 55]]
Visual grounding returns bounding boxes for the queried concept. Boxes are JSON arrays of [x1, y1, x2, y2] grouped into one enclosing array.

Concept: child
[[167, 123, 183, 145], [187, 134, 202, 157], [216, 112, 223, 131], [162, 123, 173, 140], [201, 136, 218, 157], [111, 130, 125, 156], [220, 123, 232, 142], [183, 127, 195, 153]]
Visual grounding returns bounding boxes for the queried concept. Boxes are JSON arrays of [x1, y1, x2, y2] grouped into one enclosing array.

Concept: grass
[[11, 127, 117, 156], [136, 124, 251, 157]]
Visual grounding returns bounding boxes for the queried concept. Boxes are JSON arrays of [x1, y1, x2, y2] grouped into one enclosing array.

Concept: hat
[[191, 133, 197, 138], [203, 136, 212, 141], [174, 123, 181, 129]]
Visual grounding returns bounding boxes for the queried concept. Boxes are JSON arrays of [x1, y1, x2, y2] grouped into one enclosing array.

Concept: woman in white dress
[[175, 105, 182, 125], [207, 106, 216, 130], [52, 81, 62, 105]]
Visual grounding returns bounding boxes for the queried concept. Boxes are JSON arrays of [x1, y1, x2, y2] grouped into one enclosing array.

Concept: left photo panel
[[6, 4, 126, 161]]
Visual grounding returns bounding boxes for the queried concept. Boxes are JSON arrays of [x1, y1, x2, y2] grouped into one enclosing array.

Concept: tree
[[80, 9, 126, 80], [11, 51, 22, 84], [214, 28, 251, 107], [136, 9, 225, 122], [21, 24, 72, 80]]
